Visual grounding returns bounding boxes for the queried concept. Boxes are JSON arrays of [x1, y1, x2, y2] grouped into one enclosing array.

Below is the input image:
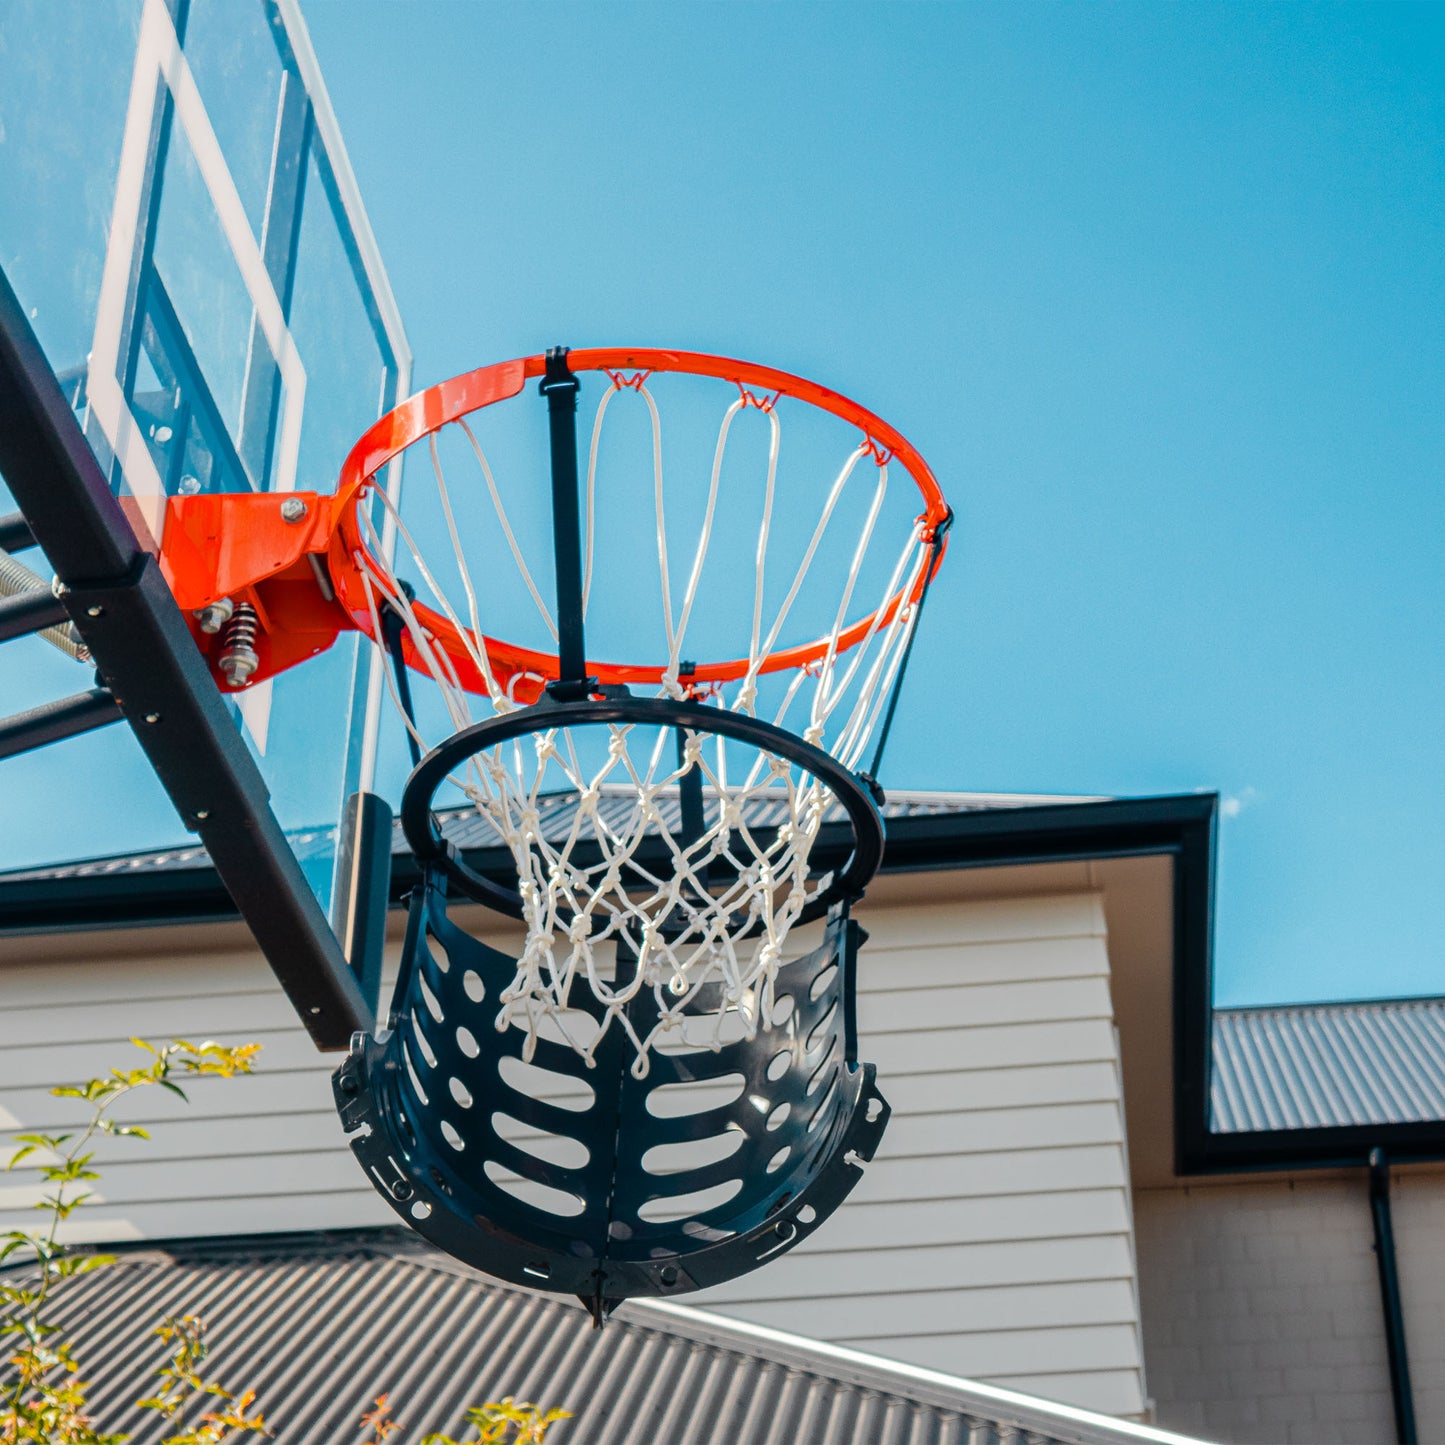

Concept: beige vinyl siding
[[689, 892, 1148, 1418], [0, 944, 390, 1243], [0, 889, 1146, 1417]]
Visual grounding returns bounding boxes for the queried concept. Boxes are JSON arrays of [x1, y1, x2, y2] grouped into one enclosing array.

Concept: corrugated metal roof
[[0, 789, 1096, 884], [28, 1229, 1203, 1445], [1212, 999, 1445, 1132]]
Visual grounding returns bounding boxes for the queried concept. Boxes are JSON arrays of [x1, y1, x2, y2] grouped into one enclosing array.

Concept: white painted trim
[[87, 0, 307, 558], [271, 0, 412, 796], [86, 0, 172, 549], [272, 0, 412, 384], [234, 680, 272, 756]]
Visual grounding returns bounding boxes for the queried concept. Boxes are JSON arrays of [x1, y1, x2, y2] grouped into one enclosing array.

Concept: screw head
[[86, 605, 103, 617], [280, 496, 308, 523], [143, 712, 161, 724], [194, 810, 209, 821], [390, 1179, 413, 1201]]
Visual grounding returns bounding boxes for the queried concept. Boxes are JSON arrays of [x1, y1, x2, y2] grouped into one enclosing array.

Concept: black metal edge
[[334, 791, 393, 1018], [1186, 1120, 1445, 1174], [1161, 797, 1445, 1174], [0, 261, 371, 1049], [0, 688, 124, 759], [0, 587, 69, 642], [0, 511, 37, 553]]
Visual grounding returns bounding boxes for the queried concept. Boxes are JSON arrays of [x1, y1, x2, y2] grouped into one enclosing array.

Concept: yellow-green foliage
[[1, 1039, 568, 1445], [1, 1039, 261, 1444]]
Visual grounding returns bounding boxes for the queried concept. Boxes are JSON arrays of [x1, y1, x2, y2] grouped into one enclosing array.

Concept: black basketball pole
[[540, 347, 589, 697]]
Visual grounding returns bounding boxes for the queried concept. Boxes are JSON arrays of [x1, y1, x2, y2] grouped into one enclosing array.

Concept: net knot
[[860, 434, 893, 467]]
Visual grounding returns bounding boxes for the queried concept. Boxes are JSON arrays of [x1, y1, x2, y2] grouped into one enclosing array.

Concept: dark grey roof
[[1212, 999, 1445, 1132], [33, 1229, 1202, 1445], [0, 788, 1091, 884]]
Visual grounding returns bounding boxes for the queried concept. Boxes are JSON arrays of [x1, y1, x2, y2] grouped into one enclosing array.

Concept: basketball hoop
[[161, 344, 950, 1319]]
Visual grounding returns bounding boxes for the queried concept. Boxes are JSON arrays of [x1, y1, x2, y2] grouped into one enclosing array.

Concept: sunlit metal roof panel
[[35, 1230, 1204, 1445], [1212, 1000, 1445, 1132]]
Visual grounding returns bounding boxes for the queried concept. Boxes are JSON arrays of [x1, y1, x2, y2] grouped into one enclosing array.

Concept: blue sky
[[307, 1, 1445, 1007], [7, 2, 1445, 1008]]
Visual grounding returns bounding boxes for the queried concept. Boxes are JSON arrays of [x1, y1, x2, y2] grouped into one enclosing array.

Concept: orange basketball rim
[[158, 348, 952, 702]]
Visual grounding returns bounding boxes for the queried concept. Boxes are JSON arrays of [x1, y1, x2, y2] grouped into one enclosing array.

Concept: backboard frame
[[0, 264, 373, 1049]]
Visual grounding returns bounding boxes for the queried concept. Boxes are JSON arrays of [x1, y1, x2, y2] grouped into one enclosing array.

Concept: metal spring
[[0, 550, 89, 662], [218, 601, 260, 686]]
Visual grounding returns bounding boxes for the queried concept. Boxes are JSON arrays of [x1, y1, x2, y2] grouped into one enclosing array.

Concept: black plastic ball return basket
[[333, 697, 892, 1325]]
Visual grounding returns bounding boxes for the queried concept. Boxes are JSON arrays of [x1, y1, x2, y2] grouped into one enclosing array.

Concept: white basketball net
[[352, 375, 935, 1076]]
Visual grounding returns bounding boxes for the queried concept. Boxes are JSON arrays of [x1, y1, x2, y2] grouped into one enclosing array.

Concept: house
[[2, 789, 1442, 1444]]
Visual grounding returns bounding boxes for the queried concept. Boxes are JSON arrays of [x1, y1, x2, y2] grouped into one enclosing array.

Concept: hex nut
[[195, 597, 235, 635]]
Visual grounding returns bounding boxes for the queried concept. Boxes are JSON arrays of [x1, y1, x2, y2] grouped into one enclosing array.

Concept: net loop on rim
[[736, 383, 781, 413]]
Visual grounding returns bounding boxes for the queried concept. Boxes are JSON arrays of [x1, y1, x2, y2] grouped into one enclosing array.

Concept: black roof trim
[[0, 793, 1217, 935]]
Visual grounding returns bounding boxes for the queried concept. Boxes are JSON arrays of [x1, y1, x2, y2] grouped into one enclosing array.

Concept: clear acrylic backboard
[[0, 0, 410, 920]]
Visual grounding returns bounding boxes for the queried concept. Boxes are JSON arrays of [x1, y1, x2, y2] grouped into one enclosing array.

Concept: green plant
[[134, 1315, 270, 1444], [361, 1394, 569, 1445], [2, 1039, 569, 1445], [1, 1039, 260, 1444], [420, 1400, 571, 1445]]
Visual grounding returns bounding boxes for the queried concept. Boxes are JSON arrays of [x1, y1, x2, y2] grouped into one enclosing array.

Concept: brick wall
[[1396, 1171, 1445, 1439], [1133, 1175, 1407, 1443]]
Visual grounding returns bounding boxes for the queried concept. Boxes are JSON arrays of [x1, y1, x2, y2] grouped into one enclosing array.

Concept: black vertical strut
[[380, 583, 422, 769], [540, 347, 590, 697]]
